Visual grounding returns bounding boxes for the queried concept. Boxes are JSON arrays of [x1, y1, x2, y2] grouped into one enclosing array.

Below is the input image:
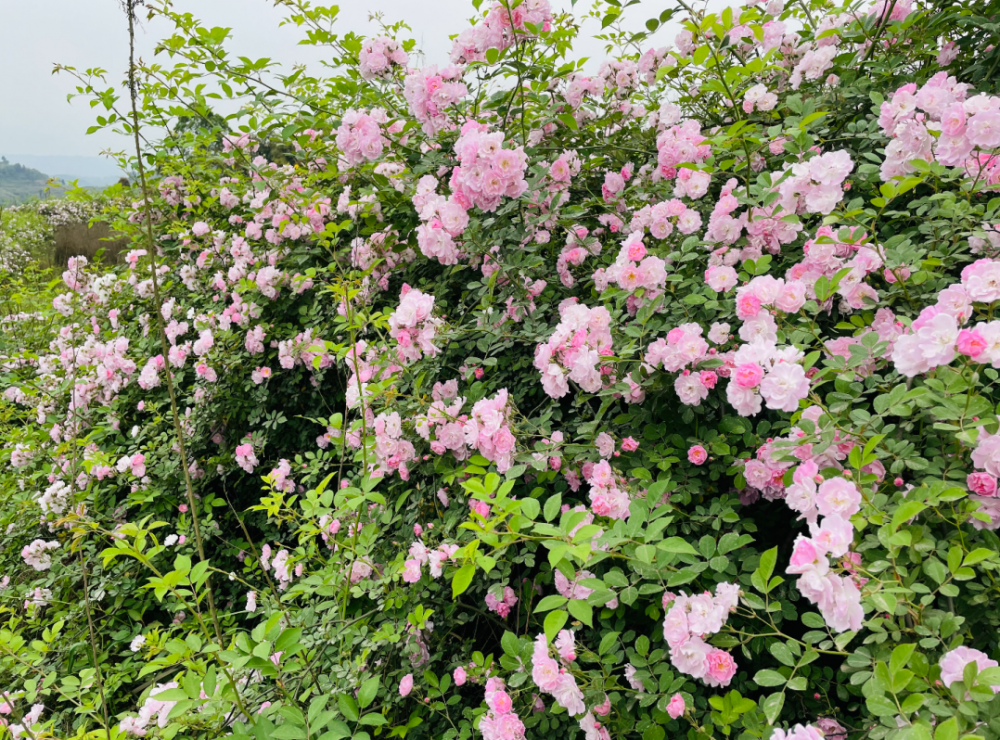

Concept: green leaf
[[964, 548, 994, 566], [544, 494, 562, 522], [203, 664, 217, 698], [147, 688, 188, 702], [890, 644, 916, 676], [359, 714, 387, 726], [501, 631, 521, 657], [275, 628, 303, 653], [762, 692, 784, 724], [643, 726, 665, 740], [769, 642, 796, 667], [754, 670, 787, 687], [535, 595, 568, 612], [544, 610, 569, 644], [657, 537, 699, 556], [935, 717, 958, 740], [891, 501, 927, 532], [452, 563, 475, 598], [598, 631, 619, 655], [567, 599, 593, 626], [753, 547, 778, 592], [519, 498, 540, 520], [866, 695, 899, 717], [358, 676, 380, 709], [558, 113, 579, 131], [337, 694, 359, 722]]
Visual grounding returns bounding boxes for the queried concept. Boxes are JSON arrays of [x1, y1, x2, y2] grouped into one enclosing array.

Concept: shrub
[[3, 0, 1000, 739]]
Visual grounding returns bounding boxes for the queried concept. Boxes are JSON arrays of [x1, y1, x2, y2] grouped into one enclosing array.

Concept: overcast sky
[[0, 0, 681, 162]]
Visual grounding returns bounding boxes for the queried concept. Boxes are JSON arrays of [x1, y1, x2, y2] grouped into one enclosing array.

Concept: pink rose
[[666, 693, 685, 719], [957, 329, 987, 358], [399, 674, 414, 697], [489, 690, 513, 715], [492, 427, 516, 455], [688, 445, 708, 465], [734, 363, 764, 389], [968, 472, 998, 497], [787, 535, 821, 572], [704, 649, 737, 687]]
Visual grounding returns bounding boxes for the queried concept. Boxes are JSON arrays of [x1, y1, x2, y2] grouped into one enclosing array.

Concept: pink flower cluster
[[235, 442, 258, 473], [403, 65, 468, 135], [531, 633, 585, 716], [119, 681, 180, 736], [655, 120, 711, 180], [789, 45, 838, 90], [596, 232, 667, 311], [888, 265, 1000, 377], [415, 392, 467, 458], [726, 340, 811, 416], [743, 84, 778, 113], [266, 459, 295, 493], [556, 228, 602, 288], [562, 73, 604, 109], [784, 465, 864, 632], [645, 324, 718, 407], [450, 121, 528, 213], [585, 459, 631, 520], [450, 0, 553, 65], [402, 540, 459, 583], [736, 275, 808, 320], [413, 175, 468, 265], [673, 166, 713, 199], [879, 72, 1000, 181], [277, 329, 333, 373], [261, 544, 295, 590], [480, 678, 527, 740], [964, 422, 1000, 529], [485, 585, 518, 617], [661, 583, 740, 686], [534, 303, 613, 398], [466, 390, 517, 473], [702, 178, 805, 263], [335, 108, 389, 166], [0, 700, 45, 738], [596, 60, 639, 98], [21, 539, 60, 571], [388, 285, 442, 364], [773, 150, 854, 216], [638, 46, 673, 84], [629, 198, 703, 239], [358, 36, 408, 80], [373, 412, 417, 480], [785, 227, 882, 311], [117, 452, 147, 478]]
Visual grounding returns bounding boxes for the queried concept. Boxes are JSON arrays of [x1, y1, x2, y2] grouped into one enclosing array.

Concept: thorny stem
[[79, 551, 113, 740], [117, 14, 257, 727]]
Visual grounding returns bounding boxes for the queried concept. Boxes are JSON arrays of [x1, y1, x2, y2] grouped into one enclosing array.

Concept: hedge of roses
[[3, 0, 1000, 739]]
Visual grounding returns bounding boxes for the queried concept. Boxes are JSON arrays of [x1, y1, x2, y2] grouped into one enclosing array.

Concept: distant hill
[[0, 156, 53, 204], [1, 154, 125, 190]]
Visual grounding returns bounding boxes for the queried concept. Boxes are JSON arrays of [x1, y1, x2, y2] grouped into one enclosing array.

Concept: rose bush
[[3, 0, 1000, 739]]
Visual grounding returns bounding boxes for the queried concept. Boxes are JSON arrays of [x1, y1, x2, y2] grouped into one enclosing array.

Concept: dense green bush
[[4, 0, 1000, 739]]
